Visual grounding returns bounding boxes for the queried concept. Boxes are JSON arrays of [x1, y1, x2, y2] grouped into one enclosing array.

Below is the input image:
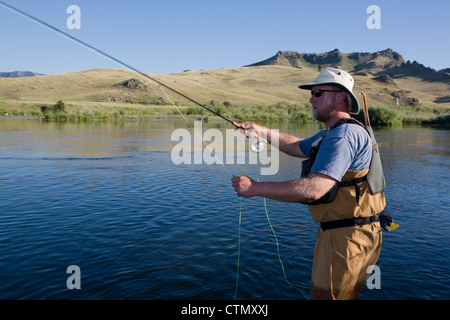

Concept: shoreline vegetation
[[0, 99, 449, 127]]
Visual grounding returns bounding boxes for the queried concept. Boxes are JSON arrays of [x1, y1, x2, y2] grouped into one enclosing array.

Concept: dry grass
[[0, 66, 449, 124]]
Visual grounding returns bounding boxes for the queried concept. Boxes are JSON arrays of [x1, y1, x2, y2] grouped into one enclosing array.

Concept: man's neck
[[325, 112, 351, 128]]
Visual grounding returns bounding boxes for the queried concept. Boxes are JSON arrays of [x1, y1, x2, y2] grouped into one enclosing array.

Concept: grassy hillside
[[0, 66, 449, 124]]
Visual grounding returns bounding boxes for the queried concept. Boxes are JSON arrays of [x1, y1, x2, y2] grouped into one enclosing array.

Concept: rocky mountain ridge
[[1, 49, 449, 110], [247, 48, 449, 83]]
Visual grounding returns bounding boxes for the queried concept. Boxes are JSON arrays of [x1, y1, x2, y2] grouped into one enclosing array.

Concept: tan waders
[[308, 169, 386, 300]]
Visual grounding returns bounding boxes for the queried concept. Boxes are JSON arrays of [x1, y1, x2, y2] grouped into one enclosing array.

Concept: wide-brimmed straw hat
[[298, 67, 360, 114]]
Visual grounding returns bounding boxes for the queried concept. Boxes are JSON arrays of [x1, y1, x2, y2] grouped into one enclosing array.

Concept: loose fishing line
[[258, 178, 309, 299], [0, 0, 307, 299]]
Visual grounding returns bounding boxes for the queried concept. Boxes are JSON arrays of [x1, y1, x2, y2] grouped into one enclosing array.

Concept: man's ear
[[335, 90, 347, 107], [338, 91, 347, 102]]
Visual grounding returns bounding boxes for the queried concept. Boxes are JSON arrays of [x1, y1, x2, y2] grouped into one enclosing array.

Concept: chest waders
[[303, 114, 387, 299], [301, 117, 387, 224]]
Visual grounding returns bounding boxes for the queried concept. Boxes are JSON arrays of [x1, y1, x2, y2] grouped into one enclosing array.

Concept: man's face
[[309, 85, 342, 123]]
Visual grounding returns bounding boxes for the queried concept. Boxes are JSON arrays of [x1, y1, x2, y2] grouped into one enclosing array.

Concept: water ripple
[[0, 121, 448, 299]]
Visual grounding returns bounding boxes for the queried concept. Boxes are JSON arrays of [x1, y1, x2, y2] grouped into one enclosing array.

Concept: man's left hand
[[231, 175, 257, 197]]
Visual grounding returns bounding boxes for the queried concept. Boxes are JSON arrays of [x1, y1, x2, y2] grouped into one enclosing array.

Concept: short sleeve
[[311, 136, 355, 181], [299, 130, 327, 158], [305, 124, 372, 182]]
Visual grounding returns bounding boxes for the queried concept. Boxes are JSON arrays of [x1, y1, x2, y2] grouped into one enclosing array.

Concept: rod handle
[[360, 92, 371, 127]]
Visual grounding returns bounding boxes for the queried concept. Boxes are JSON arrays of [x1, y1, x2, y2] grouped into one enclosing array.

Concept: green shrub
[[423, 114, 450, 126], [40, 105, 50, 114], [40, 100, 67, 120], [369, 106, 403, 126], [54, 100, 66, 113], [355, 106, 402, 126]]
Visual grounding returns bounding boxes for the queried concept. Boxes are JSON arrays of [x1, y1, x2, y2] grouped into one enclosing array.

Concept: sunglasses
[[311, 89, 342, 98]]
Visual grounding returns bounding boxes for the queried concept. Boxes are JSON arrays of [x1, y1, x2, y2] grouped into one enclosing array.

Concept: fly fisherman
[[231, 67, 386, 300]]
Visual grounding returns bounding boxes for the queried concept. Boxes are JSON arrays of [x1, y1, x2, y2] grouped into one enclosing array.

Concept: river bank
[[1, 99, 449, 126]]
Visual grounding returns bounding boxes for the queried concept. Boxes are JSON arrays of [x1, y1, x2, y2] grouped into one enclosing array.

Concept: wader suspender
[[301, 118, 370, 206]]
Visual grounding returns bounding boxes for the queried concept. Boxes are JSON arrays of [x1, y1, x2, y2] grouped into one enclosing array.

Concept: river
[[0, 117, 448, 299]]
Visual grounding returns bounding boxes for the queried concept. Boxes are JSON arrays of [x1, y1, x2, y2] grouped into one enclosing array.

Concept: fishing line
[[0, 0, 233, 176], [0, 0, 268, 148], [233, 197, 243, 300], [0, 1, 226, 123], [0, 1, 305, 299], [258, 178, 309, 300]]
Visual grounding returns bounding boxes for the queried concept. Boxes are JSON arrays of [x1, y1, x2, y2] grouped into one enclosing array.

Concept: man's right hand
[[236, 121, 306, 158], [236, 121, 266, 139]]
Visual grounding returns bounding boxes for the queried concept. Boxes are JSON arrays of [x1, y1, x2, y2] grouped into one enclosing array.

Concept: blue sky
[[0, 0, 449, 75]]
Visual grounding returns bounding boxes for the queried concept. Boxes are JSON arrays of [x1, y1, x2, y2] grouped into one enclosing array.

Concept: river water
[[0, 117, 449, 300]]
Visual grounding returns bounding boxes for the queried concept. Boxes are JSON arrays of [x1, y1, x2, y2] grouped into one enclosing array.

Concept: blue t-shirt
[[299, 123, 372, 182]]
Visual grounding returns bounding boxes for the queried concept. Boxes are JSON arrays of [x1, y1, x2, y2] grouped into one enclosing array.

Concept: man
[[231, 67, 385, 300]]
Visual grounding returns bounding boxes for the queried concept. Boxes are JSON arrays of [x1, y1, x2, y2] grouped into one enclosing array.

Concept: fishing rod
[[129, 70, 242, 129], [0, 0, 270, 148], [142, 75, 268, 151], [360, 92, 371, 127], [0, 2, 303, 299], [125, 73, 268, 151]]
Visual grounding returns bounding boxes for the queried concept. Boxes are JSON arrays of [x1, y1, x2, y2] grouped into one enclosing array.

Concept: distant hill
[[247, 48, 405, 74], [0, 71, 44, 78], [0, 49, 449, 111], [245, 48, 450, 106], [247, 49, 450, 83], [382, 60, 450, 84]]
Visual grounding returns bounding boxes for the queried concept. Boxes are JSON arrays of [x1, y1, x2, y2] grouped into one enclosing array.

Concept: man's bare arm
[[231, 173, 337, 203]]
